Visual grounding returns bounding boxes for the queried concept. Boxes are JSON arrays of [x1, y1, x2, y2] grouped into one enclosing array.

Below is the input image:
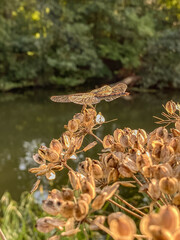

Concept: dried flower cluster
[[29, 100, 180, 240]]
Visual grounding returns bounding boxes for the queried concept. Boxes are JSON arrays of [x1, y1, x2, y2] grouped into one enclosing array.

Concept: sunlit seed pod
[[46, 170, 56, 180], [62, 132, 71, 149], [36, 217, 57, 233], [172, 193, 180, 206], [175, 120, 180, 131], [148, 178, 161, 200], [171, 128, 180, 137], [50, 139, 63, 155], [92, 160, 103, 179], [46, 148, 59, 162], [83, 141, 97, 152], [49, 189, 63, 201], [108, 212, 136, 240], [101, 182, 120, 200], [138, 129, 147, 143], [75, 135, 84, 150], [152, 141, 163, 161], [113, 128, 123, 142], [119, 134, 129, 148], [159, 205, 180, 233], [140, 213, 161, 237], [30, 179, 41, 194], [33, 153, 46, 165], [73, 200, 89, 221], [142, 166, 151, 178], [61, 188, 74, 201], [59, 201, 75, 218], [96, 112, 105, 124], [68, 171, 81, 190], [123, 156, 138, 173], [81, 180, 96, 200], [104, 153, 118, 168], [91, 194, 106, 210], [173, 229, 180, 240], [165, 100, 177, 115], [118, 165, 133, 178], [89, 216, 106, 231], [154, 164, 173, 179], [79, 193, 92, 205], [38, 146, 48, 159], [149, 225, 172, 240], [103, 135, 114, 149], [42, 198, 61, 215], [136, 152, 152, 170], [112, 142, 125, 152], [160, 145, 174, 162], [137, 132, 145, 146], [61, 227, 80, 237], [68, 119, 79, 133], [159, 177, 178, 195], [156, 127, 169, 140], [174, 165, 180, 180], [108, 168, 119, 183]]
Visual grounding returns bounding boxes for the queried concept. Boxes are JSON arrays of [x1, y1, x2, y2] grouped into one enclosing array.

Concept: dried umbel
[[29, 99, 180, 239]]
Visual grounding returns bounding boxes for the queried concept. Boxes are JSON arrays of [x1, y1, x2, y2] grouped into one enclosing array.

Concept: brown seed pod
[[149, 225, 172, 240], [173, 229, 180, 240], [159, 205, 180, 233], [42, 198, 62, 215], [33, 153, 46, 165], [138, 129, 147, 143], [153, 163, 173, 179], [119, 134, 129, 148], [156, 127, 169, 140], [61, 188, 74, 201], [62, 132, 71, 149], [160, 145, 174, 162], [152, 141, 163, 161], [46, 170, 56, 180], [79, 193, 92, 205], [148, 179, 161, 200], [165, 100, 177, 115], [175, 120, 180, 131], [68, 171, 81, 190], [103, 135, 114, 149], [171, 128, 180, 137], [140, 213, 161, 237], [108, 212, 136, 240], [36, 217, 65, 233], [59, 201, 75, 218], [75, 135, 84, 150], [113, 128, 123, 142], [50, 139, 63, 155], [159, 177, 178, 195], [81, 179, 96, 200], [118, 165, 133, 178], [136, 151, 152, 170], [73, 112, 84, 123], [92, 160, 103, 179], [103, 153, 118, 168], [107, 168, 119, 183], [172, 193, 180, 206], [91, 193, 106, 210], [73, 200, 89, 221], [68, 119, 79, 132]]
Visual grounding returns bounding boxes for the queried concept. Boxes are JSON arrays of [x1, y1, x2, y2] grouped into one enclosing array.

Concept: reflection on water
[[0, 89, 179, 200]]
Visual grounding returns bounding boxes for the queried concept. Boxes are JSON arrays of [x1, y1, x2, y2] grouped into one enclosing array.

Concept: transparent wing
[[70, 93, 100, 105], [91, 85, 112, 97], [50, 95, 71, 103], [112, 83, 127, 94]]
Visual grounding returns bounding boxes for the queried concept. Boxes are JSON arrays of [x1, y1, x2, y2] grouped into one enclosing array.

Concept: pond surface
[[0, 88, 179, 200]]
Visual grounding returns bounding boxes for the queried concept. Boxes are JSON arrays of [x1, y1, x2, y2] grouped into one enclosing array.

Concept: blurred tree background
[[0, 0, 180, 91]]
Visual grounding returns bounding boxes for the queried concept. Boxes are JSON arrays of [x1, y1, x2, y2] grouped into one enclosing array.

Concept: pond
[[0, 88, 179, 201]]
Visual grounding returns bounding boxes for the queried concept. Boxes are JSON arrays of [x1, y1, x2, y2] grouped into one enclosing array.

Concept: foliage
[[0, 0, 179, 90], [28, 96, 180, 239]]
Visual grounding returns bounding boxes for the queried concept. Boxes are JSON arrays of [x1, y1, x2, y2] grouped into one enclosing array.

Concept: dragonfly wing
[[50, 95, 71, 103], [70, 93, 100, 105], [104, 96, 120, 102], [91, 85, 112, 97], [112, 83, 127, 94]]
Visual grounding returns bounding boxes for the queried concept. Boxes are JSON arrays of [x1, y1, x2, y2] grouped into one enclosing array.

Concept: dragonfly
[[50, 82, 129, 105]]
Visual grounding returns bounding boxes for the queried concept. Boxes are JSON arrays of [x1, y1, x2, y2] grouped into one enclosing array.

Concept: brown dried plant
[[29, 94, 180, 240]]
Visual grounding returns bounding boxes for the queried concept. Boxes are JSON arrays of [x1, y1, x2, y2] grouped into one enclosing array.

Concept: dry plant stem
[[132, 175, 162, 208], [92, 221, 115, 239], [162, 193, 170, 205], [114, 194, 146, 216], [63, 162, 75, 172], [108, 199, 142, 219], [0, 228, 6, 240], [89, 131, 103, 144]]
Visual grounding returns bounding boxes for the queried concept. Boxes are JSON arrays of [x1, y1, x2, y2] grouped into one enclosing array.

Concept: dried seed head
[[159, 177, 178, 195], [33, 153, 46, 165], [159, 205, 180, 233], [107, 168, 119, 183], [50, 139, 62, 155], [73, 200, 89, 221], [108, 212, 136, 240], [140, 213, 161, 237], [148, 179, 161, 200], [75, 135, 84, 150], [153, 164, 173, 179], [59, 201, 75, 218], [103, 135, 114, 149], [119, 134, 129, 148], [156, 127, 169, 140], [36, 217, 64, 233], [73, 113, 84, 123], [42, 198, 62, 215], [62, 132, 71, 149], [68, 119, 79, 132], [92, 160, 103, 179], [171, 128, 180, 137], [113, 128, 123, 142], [118, 165, 133, 178], [165, 100, 176, 115], [91, 193, 106, 210], [160, 145, 174, 162], [81, 179, 96, 200], [79, 193, 92, 205]]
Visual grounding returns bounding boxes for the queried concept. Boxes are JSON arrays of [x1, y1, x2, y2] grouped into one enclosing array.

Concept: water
[[0, 89, 179, 200]]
